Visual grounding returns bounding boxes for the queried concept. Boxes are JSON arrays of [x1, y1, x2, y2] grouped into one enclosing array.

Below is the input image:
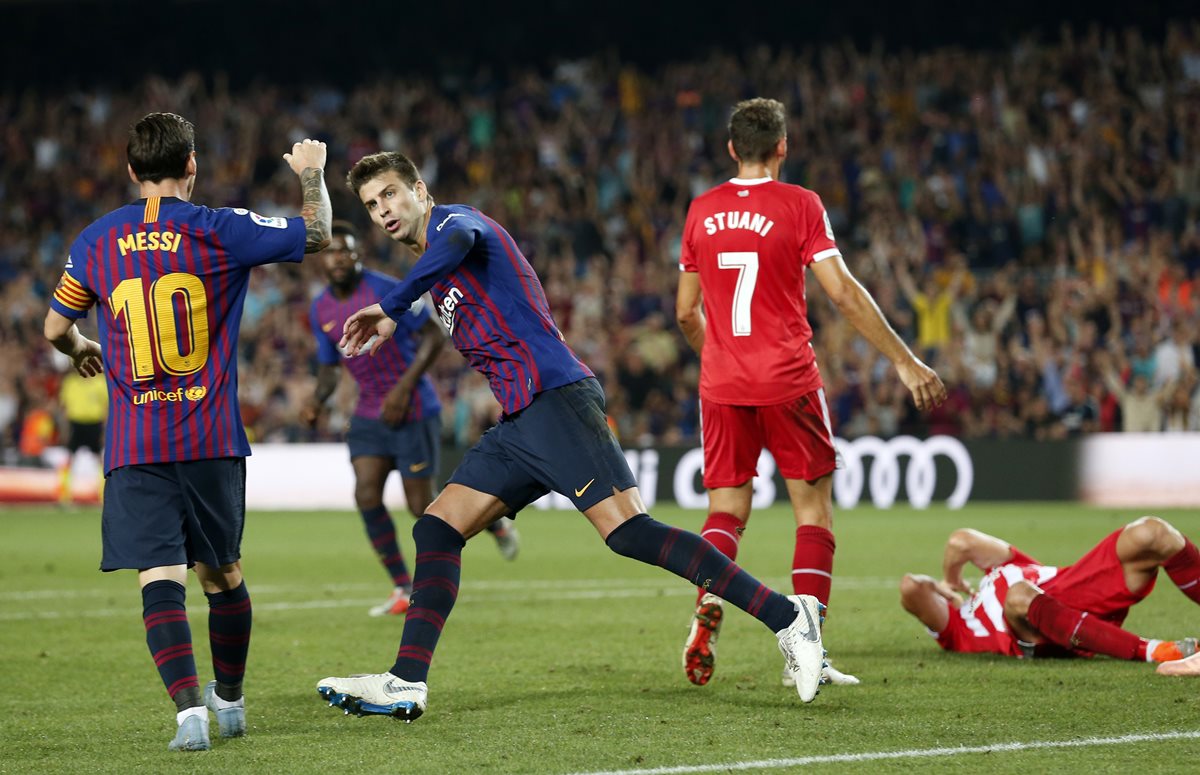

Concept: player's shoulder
[[429, 204, 485, 236], [76, 202, 141, 241], [310, 285, 333, 311], [757, 180, 821, 206]]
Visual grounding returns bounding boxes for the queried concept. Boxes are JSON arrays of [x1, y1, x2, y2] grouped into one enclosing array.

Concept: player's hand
[[299, 401, 322, 428], [896, 356, 947, 412], [283, 138, 327, 176], [340, 303, 397, 357], [933, 579, 965, 608], [71, 338, 103, 378], [380, 383, 413, 426]]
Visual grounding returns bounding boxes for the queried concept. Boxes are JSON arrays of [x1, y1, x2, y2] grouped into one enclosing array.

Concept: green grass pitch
[[3, 502, 1200, 774]]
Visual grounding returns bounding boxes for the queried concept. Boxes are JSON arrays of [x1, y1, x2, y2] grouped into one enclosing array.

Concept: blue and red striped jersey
[[49, 196, 305, 472], [377, 205, 591, 416], [310, 270, 440, 421]]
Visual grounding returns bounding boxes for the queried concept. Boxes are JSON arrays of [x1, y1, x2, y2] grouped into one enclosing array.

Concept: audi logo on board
[[668, 435, 973, 510]]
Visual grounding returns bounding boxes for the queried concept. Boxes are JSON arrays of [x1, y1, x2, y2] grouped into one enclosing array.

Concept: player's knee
[[1123, 516, 1184, 559], [354, 482, 385, 510], [1004, 581, 1039, 618]]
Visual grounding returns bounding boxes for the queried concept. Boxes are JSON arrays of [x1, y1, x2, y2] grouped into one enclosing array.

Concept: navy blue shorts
[[347, 414, 440, 479], [448, 378, 636, 513], [101, 458, 246, 571]]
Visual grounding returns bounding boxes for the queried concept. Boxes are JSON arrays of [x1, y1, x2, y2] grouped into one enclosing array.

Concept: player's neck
[[138, 177, 193, 202], [735, 161, 781, 181], [404, 200, 436, 256]]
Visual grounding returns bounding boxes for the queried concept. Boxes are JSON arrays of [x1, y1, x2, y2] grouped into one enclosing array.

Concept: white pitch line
[[564, 730, 1200, 775], [0, 578, 897, 621], [0, 576, 898, 603]]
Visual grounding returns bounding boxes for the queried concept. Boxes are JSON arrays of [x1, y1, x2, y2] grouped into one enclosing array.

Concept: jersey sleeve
[[213, 208, 307, 267], [309, 303, 341, 366], [679, 204, 699, 273], [378, 212, 480, 321], [1004, 545, 1040, 568], [49, 239, 98, 320], [800, 191, 841, 266]]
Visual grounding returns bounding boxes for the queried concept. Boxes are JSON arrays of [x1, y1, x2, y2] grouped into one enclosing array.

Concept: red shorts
[[1043, 529, 1153, 626], [700, 389, 837, 489]]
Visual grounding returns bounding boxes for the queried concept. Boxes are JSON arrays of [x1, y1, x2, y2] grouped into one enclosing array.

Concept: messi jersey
[[50, 196, 305, 472], [310, 269, 440, 421], [680, 177, 840, 405], [378, 205, 591, 416]]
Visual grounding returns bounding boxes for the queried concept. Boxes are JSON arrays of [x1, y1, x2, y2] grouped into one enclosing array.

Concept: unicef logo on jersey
[[134, 385, 208, 405]]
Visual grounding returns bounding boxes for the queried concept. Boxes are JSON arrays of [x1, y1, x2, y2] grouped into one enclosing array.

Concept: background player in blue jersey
[[42, 113, 331, 751], [303, 222, 519, 618], [315, 152, 830, 721]]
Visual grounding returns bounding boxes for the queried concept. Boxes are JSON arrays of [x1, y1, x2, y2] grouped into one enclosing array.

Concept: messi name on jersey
[[702, 211, 775, 237], [117, 230, 184, 255]]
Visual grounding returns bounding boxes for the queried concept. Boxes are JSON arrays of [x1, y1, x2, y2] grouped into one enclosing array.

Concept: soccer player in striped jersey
[[314, 151, 829, 721], [303, 222, 518, 618], [675, 98, 945, 689], [43, 113, 331, 751], [900, 517, 1200, 669]]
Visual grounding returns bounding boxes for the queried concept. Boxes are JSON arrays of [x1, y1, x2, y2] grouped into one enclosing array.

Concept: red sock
[[697, 512, 744, 603], [1026, 593, 1146, 661], [792, 525, 835, 606], [1164, 540, 1200, 605]]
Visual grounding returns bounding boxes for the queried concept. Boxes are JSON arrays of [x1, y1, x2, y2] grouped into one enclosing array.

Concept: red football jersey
[[680, 177, 840, 405]]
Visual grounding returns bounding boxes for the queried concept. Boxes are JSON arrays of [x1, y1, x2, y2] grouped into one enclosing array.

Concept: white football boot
[[316, 672, 428, 722], [776, 594, 825, 702]]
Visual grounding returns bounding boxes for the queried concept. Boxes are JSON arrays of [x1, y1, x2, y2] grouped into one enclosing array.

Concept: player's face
[[359, 172, 428, 243], [322, 234, 360, 288]]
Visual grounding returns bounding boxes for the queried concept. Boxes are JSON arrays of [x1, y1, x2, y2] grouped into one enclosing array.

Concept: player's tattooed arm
[[283, 138, 331, 253], [300, 168, 332, 254]]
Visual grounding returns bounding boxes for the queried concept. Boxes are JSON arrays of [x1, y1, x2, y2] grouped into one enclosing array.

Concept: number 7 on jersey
[[717, 251, 759, 336]]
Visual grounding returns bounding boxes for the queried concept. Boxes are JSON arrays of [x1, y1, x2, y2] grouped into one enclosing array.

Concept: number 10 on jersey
[[108, 272, 210, 380], [718, 252, 759, 336]]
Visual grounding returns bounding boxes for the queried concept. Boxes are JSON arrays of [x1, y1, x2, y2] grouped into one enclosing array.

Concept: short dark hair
[[127, 112, 195, 183], [346, 151, 420, 196], [729, 98, 787, 164], [330, 220, 357, 240]]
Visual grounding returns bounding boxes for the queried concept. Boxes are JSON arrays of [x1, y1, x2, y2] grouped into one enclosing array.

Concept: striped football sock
[[390, 515, 464, 683], [142, 580, 201, 711], [606, 514, 797, 633]]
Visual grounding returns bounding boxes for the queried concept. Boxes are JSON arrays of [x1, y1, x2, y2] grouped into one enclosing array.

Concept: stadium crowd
[[2, 21, 1200, 464]]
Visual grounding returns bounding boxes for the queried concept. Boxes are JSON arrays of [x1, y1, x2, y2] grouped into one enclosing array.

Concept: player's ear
[[777, 136, 787, 159], [414, 179, 428, 204], [127, 163, 139, 184], [185, 151, 197, 178], [727, 140, 739, 163]]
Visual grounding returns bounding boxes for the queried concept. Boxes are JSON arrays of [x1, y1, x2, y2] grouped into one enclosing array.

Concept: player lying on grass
[[900, 517, 1200, 673], [314, 151, 830, 722]]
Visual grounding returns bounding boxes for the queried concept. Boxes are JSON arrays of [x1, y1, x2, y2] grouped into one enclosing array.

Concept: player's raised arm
[[284, 139, 332, 253], [810, 255, 946, 411]]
